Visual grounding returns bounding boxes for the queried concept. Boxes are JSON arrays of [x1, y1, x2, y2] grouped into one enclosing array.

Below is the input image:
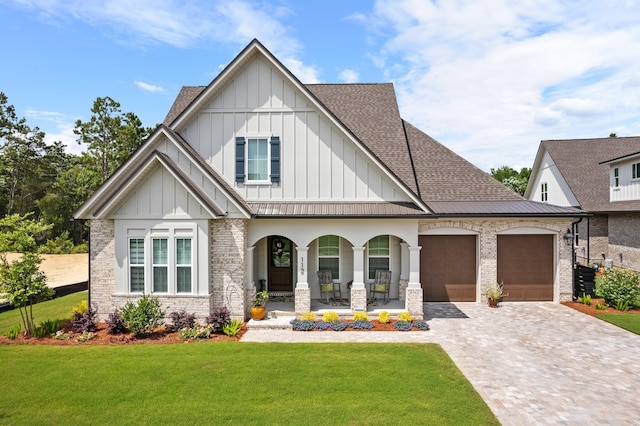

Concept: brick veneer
[[89, 219, 115, 320]]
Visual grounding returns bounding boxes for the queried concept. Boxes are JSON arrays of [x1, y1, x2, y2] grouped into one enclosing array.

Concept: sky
[[2, 0, 640, 172]]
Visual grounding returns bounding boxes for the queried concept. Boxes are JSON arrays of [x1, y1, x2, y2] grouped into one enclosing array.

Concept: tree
[[0, 213, 54, 335], [74, 97, 152, 184], [490, 166, 531, 196]]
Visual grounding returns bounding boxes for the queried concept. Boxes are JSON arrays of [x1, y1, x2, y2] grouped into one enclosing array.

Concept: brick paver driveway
[[426, 302, 640, 425]]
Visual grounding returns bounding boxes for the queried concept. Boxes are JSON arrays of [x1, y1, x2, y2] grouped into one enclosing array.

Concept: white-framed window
[[176, 238, 192, 293], [129, 238, 145, 293], [247, 137, 269, 181], [614, 167, 620, 188], [633, 163, 640, 180], [367, 235, 390, 280], [126, 230, 194, 294], [541, 182, 548, 202], [318, 235, 340, 279]]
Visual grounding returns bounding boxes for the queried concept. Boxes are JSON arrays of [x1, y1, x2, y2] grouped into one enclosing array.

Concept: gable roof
[[529, 137, 640, 212]]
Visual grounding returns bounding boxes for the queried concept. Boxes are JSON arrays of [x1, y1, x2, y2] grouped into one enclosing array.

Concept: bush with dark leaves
[[168, 309, 196, 332], [206, 306, 231, 332], [106, 311, 127, 334], [72, 307, 97, 333]]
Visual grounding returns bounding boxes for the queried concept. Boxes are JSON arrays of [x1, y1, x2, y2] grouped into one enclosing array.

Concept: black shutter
[[235, 137, 245, 183], [270, 136, 280, 183]]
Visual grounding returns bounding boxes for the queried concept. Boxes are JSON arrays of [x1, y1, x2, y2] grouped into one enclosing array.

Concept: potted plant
[[486, 282, 506, 308], [251, 290, 269, 320]]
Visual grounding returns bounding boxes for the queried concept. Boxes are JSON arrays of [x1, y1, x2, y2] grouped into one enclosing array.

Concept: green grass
[[597, 313, 640, 335], [0, 343, 497, 425], [0, 291, 87, 335]]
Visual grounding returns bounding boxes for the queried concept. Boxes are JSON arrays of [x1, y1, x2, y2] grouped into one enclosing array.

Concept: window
[[152, 238, 168, 292], [541, 182, 548, 202], [176, 238, 192, 293], [614, 167, 619, 188], [368, 235, 390, 280], [318, 235, 340, 279], [247, 138, 269, 181], [235, 136, 280, 183], [126, 230, 195, 294], [633, 163, 640, 180], [129, 238, 145, 292]]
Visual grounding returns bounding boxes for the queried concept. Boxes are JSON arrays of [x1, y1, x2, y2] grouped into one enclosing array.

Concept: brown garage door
[[497, 234, 553, 301], [420, 235, 477, 302]]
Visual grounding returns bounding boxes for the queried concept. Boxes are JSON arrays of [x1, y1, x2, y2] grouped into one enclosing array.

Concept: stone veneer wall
[[584, 214, 609, 265], [210, 218, 248, 320], [418, 218, 575, 302], [89, 219, 115, 321], [608, 213, 640, 272]]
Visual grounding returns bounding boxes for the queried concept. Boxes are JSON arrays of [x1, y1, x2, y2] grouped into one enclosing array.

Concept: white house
[[75, 39, 582, 321]]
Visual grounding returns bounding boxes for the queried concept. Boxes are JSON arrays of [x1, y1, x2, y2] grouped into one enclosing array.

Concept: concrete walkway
[[241, 302, 640, 425]]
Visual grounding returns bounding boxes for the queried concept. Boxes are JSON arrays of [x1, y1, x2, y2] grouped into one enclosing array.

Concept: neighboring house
[[526, 137, 640, 272], [75, 39, 582, 321]]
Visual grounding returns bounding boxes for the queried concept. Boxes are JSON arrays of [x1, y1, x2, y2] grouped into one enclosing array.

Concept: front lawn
[[0, 343, 497, 425], [597, 313, 640, 335]]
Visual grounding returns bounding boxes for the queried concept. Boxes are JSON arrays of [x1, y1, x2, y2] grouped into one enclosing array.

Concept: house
[[74, 39, 582, 322], [526, 137, 640, 272]]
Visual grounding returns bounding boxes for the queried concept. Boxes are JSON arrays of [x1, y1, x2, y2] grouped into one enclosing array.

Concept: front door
[[268, 236, 293, 292]]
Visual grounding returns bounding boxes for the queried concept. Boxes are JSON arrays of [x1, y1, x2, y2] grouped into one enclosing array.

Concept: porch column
[[351, 246, 367, 311], [406, 246, 424, 320], [247, 246, 255, 289], [399, 242, 409, 301], [295, 246, 310, 314]]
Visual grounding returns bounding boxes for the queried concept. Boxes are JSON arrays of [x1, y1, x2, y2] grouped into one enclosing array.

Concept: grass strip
[[597, 313, 640, 335]]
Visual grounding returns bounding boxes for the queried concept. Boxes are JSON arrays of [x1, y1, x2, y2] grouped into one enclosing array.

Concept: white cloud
[[338, 69, 359, 83], [134, 80, 165, 93], [25, 109, 82, 155], [362, 0, 640, 170]]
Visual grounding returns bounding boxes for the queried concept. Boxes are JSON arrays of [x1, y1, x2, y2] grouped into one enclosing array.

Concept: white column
[[247, 246, 255, 289], [295, 246, 309, 289], [408, 246, 422, 287], [400, 242, 409, 281], [351, 246, 366, 288]]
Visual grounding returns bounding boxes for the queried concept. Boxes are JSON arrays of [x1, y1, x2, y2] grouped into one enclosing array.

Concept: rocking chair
[[369, 269, 392, 305], [317, 270, 341, 304]]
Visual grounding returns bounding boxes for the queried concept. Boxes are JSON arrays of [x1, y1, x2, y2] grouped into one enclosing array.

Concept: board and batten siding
[[179, 56, 410, 203], [529, 151, 580, 207], [609, 158, 640, 202]]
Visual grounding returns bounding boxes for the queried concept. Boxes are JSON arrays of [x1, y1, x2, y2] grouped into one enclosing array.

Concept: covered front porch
[[247, 218, 424, 320]]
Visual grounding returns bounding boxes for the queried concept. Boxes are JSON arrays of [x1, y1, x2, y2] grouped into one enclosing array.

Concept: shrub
[[316, 321, 331, 331], [393, 320, 412, 331], [300, 311, 316, 321], [412, 320, 430, 331], [40, 319, 61, 335], [72, 307, 97, 333], [206, 307, 231, 332], [397, 311, 413, 322], [290, 319, 317, 331], [595, 302, 607, 310], [378, 311, 391, 324], [168, 310, 196, 332], [106, 311, 127, 334], [32, 326, 48, 338], [120, 295, 165, 336], [578, 294, 592, 305], [222, 320, 243, 337], [322, 311, 339, 323], [6, 324, 21, 340], [37, 232, 74, 254], [350, 319, 374, 330], [70, 300, 88, 319], [76, 332, 96, 342], [353, 312, 368, 321], [596, 268, 640, 306], [615, 300, 630, 312], [329, 320, 348, 331]]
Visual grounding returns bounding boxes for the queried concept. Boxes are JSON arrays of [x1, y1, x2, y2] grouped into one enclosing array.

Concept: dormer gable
[[600, 151, 640, 202]]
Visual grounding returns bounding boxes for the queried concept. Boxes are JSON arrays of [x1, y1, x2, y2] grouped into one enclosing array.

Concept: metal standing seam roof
[[542, 137, 640, 212], [249, 201, 427, 217]]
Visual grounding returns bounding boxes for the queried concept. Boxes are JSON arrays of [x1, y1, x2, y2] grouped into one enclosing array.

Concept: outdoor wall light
[[562, 229, 574, 246]]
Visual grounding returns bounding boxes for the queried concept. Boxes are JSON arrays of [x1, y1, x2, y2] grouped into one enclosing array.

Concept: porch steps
[[246, 315, 294, 330]]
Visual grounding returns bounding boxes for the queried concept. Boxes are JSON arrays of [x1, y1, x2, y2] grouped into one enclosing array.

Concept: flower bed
[[290, 318, 429, 332]]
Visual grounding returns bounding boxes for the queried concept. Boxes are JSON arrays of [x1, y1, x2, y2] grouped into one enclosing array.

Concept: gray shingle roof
[[426, 200, 583, 216], [163, 86, 205, 126], [542, 137, 640, 212]]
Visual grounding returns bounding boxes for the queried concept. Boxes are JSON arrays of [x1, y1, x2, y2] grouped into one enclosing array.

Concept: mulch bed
[[562, 298, 640, 317], [0, 321, 246, 346]]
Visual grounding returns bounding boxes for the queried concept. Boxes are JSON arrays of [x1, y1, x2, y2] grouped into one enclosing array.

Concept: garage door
[[420, 235, 477, 302], [497, 234, 553, 301]]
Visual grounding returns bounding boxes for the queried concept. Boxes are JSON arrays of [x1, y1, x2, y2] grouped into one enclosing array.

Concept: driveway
[[241, 302, 640, 425]]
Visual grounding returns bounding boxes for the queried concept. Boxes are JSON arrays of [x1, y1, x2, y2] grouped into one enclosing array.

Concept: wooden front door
[[268, 236, 294, 292]]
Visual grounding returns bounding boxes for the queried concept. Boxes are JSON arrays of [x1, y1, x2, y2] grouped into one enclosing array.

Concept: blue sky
[[2, 0, 640, 172]]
